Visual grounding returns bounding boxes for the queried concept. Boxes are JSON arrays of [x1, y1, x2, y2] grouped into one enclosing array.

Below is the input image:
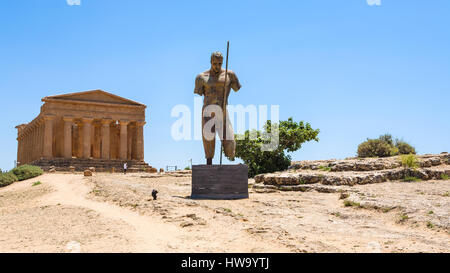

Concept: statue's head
[[210, 51, 223, 73]]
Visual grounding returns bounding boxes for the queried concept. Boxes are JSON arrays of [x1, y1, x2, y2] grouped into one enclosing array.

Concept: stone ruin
[[15, 90, 151, 173]]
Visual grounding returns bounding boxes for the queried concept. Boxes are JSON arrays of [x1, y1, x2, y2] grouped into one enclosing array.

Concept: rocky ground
[[255, 153, 450, 186], [0, 163, 448, 252]]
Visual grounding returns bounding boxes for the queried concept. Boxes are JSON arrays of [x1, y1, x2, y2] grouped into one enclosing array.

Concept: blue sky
[[1, 0, 449, 171]]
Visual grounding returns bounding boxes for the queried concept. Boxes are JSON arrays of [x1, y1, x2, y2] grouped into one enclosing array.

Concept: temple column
[[63, 117, 74, 159], [82, 117, 93, 159], [73, 122, 81, 158], [25, 133, 28, 163], [28, 131, 32, 162], [30, 129, 34, 161], [34, 123, 38, 160], [32, 125, 37, 161], [23, 133, 27, 164], [43, 115, 55, 158], [16, 137, 20, 165], [23, 133, 26, 164], [29, 128, 33, 162], [29, 132, 31, 162], [16, 125, 24, 165], [29, 131, 32, 162], [21, 136, 25, 164], [119, 120, 129, 160], [127, 124, 134, 160], [17, 136, 22, 165], [29, 130, 32, 162], [130, 124, 137, 160], [26, 132, 30, 163], [35, 124, 40, 160], [93, 124, 101, 159], [22, 135, 25, 164], [39, 121, 44, 158], [136, 121, 145, 161], [101, 119, 111, 159]]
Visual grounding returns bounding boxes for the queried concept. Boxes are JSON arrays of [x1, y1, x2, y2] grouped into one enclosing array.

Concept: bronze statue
[[194, 51, 241, 165]]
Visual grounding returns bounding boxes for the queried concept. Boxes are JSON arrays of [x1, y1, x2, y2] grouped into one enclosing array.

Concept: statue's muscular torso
[[194, 69, 241, 107]]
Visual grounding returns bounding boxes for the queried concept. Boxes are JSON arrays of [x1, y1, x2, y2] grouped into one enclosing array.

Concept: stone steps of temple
[[28, 158, 153, 173]]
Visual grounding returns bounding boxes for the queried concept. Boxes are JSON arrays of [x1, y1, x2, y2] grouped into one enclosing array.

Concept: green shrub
[[357, 134, 416, 158], [395, 140, 416, 155], [403, 176, 421, 182], [344, 200, 361, 207], [440, 174, 449, 180], [0, 172, 19, 187], [357, 139, 395, 158], [11, 165, 43, 181], [400, 154, 419, 169], [399, 214, 409, 222], [184, 166, 191, 170], [318, 166, 331, 172]]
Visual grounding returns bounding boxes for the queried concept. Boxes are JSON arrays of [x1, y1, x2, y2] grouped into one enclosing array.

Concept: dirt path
[[37, 174, 183, 252], [0, 174, 288, 252]]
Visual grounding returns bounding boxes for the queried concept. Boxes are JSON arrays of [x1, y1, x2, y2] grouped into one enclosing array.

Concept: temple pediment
[[42, 90, 145, 107]]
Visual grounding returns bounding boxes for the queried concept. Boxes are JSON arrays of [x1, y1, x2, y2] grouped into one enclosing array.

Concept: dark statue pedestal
[[191, 164, 249, 200]]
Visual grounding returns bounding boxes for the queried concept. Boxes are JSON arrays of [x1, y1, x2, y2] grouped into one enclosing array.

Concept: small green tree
[[229, 118, 320, 177]]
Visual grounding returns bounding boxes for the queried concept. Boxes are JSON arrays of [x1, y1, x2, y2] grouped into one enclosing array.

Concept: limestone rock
[[258, 153, 450, 187], [84, 170, 92, 177]]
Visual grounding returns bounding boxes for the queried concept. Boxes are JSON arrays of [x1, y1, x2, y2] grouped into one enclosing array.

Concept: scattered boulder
[[84, 170, 92, 177], [69, 166, 75, 173], [159, 168, 164, 173], [48, 166, 56, 173]]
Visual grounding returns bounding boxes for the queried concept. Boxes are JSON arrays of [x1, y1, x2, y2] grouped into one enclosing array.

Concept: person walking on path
[[124, 162, 128, 175]]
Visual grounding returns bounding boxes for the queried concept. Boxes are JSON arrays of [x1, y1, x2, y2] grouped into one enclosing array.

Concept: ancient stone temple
[[15, 90, 151, 172]]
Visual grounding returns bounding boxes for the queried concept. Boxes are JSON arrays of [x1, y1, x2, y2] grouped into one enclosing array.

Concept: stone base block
[[29, 158, 151, 173], [191, 164, 249, 200]]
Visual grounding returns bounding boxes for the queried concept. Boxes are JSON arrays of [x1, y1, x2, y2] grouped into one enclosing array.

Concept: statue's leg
[[202, 116, 216, 164], [223, 139, 236, 160], [222, 110, 235, 160]]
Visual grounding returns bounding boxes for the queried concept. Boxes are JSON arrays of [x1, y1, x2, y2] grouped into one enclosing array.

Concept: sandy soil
[[0, 173, 448, 253]]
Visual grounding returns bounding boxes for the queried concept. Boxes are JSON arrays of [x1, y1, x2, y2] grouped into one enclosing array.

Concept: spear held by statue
[[220, 41, 230, 165]]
